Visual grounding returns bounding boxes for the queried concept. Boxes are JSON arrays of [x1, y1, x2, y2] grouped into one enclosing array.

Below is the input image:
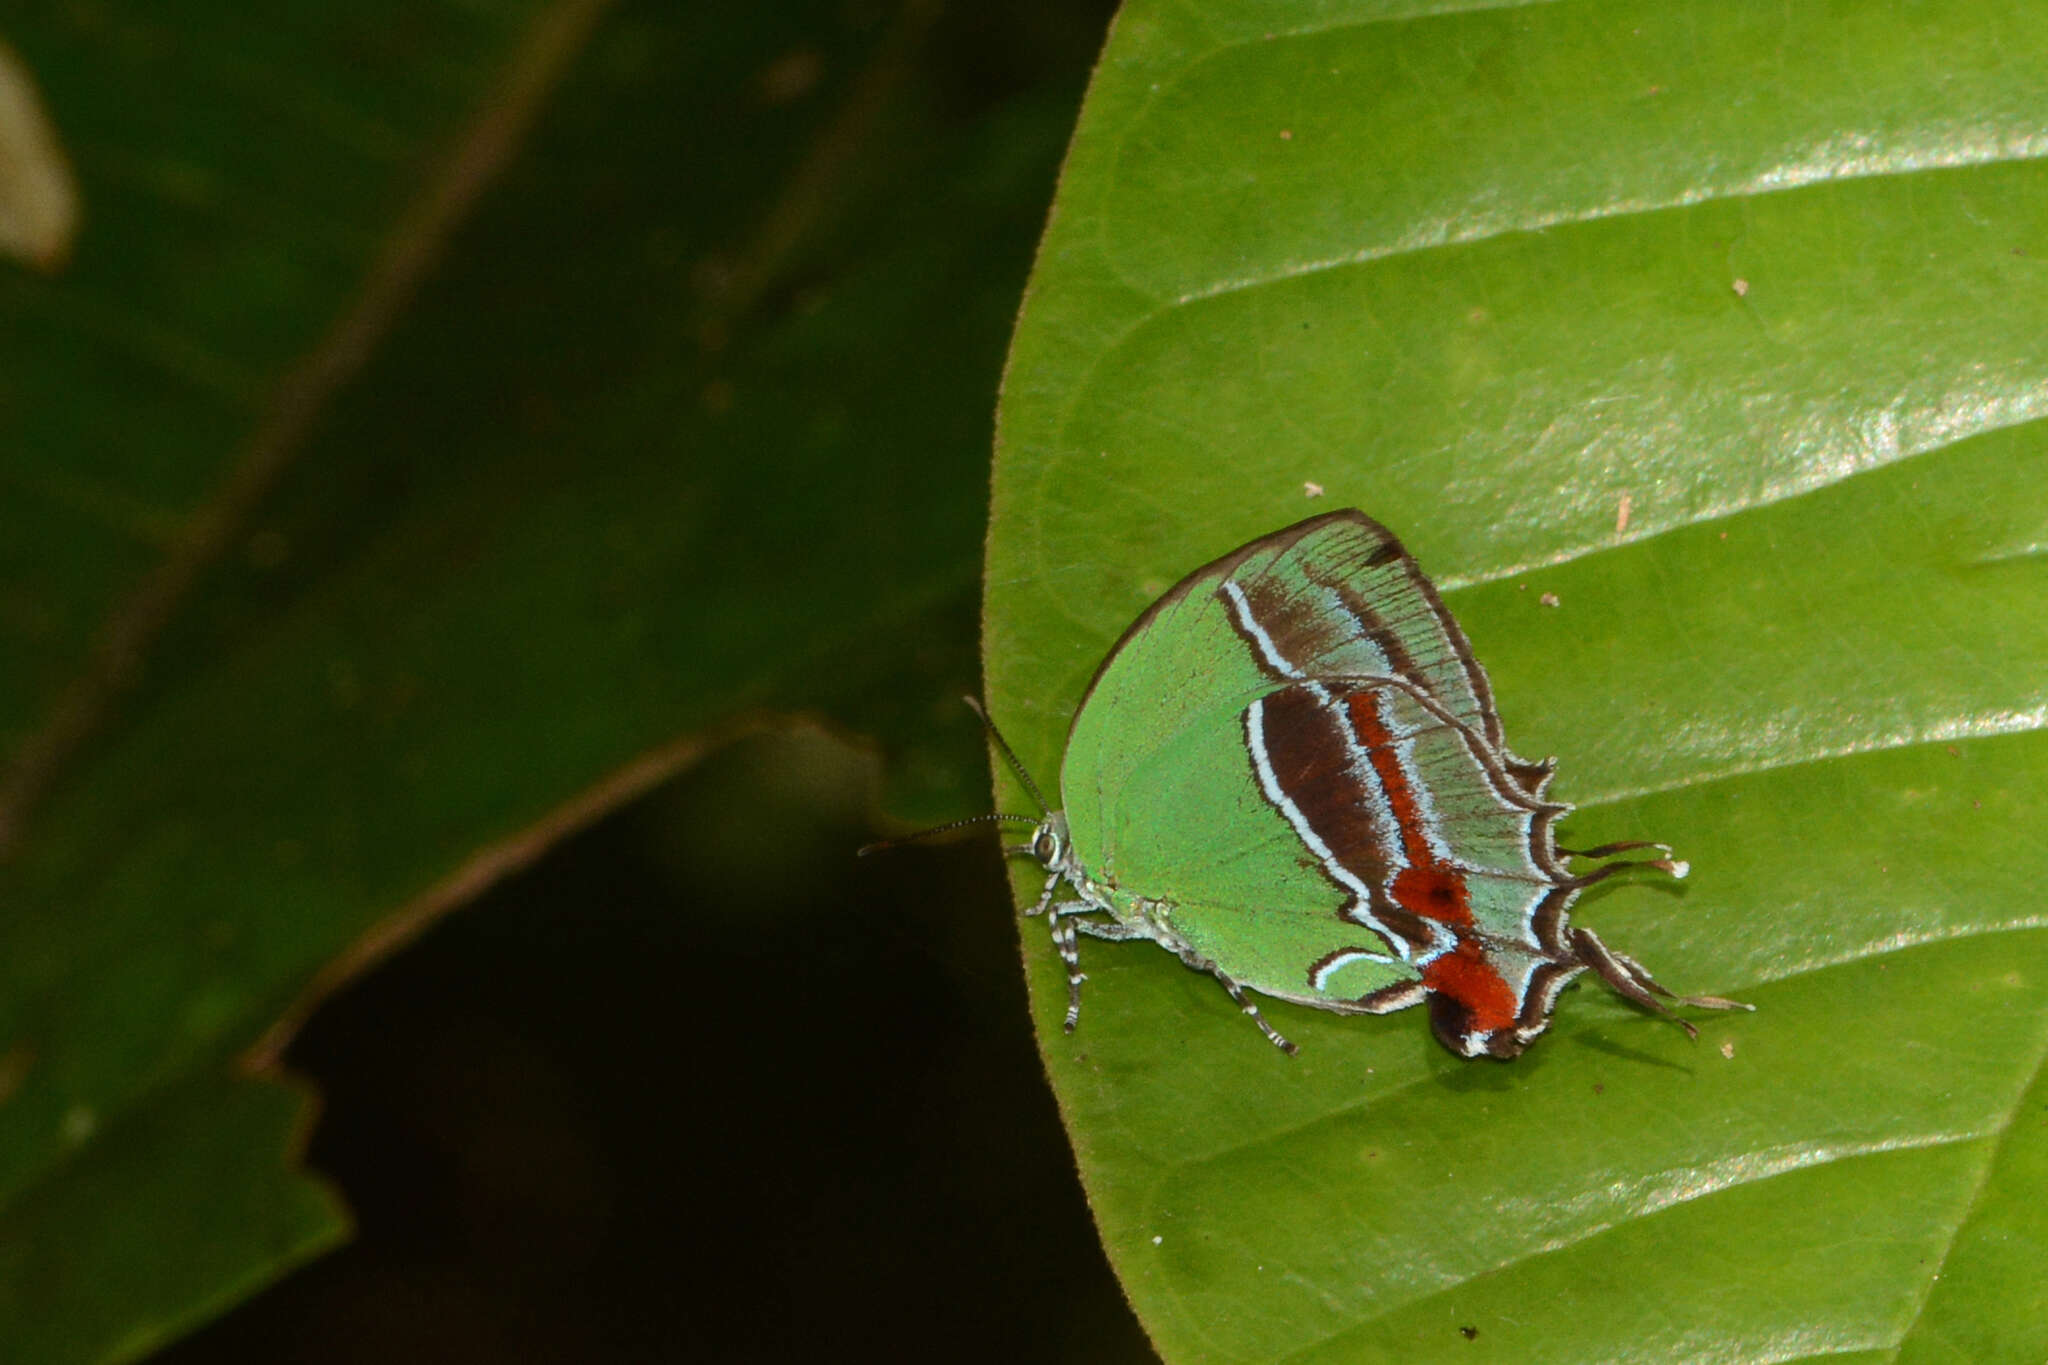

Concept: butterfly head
[[1027, 810, 1075, 875]]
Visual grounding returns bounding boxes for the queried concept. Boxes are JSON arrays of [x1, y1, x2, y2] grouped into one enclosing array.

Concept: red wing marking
[[1344, 690, 1521, 1036], [1345, 692, 1474, 928], [1419, 941, 1520, 1035]]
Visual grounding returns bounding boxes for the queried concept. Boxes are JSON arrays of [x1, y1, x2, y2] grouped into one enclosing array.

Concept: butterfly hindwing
[[1038, 508, 1740, 1058], [1059, 513, 1568, 1021], [1242, 678, 1585, 1051]]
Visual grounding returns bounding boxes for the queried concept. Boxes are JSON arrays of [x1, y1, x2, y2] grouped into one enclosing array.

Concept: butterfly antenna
[[963, 697, 1052, 816], [857, 811, 1038, 858]]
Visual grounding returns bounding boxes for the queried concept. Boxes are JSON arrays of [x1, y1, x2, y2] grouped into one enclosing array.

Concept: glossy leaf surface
[[987, 3, 2048, 1360]]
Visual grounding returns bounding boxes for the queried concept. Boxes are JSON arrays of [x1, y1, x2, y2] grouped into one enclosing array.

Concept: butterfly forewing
[[1217, 512, 1552, 792], [1065, 513, 1474, 855]]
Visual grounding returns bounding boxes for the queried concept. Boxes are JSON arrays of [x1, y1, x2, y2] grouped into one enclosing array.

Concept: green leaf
[[0, 2, 1085, 1358], [988, 2, 2048, 1360], [0, 1071, 341, 1363]]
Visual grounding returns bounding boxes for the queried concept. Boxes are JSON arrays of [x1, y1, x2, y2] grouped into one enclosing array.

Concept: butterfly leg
[[1033, 899, 1092, 1030], [1047, 915, 1087, 1031], [1041, 911, 1153, 1031], [1020, 868, 1063, 918], [1207, 969, 1298, 1056], [1069, 917, 1150, 942], [1156, 943, 1298, 1056]]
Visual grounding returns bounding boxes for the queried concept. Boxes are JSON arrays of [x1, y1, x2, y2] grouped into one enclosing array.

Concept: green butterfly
[[985, 510, 1748, 1059]]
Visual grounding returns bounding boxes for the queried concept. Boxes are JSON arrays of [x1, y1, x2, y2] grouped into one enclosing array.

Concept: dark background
[[142, 1, 1165, 1360], [161, 731, 1157, 1363]]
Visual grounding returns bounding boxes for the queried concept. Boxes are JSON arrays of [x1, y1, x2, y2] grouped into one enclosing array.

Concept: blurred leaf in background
[[989, 1, 2048, 1362], [0, 34, 78, 271], [159, 728, 1157, 1363], [0, 0, 1136, 1360]]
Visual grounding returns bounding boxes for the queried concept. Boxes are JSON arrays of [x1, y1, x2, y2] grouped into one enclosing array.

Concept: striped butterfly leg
[[1031, 883, 1301, 1054], [1055, 907, 1304, 1055], [1144, 938, 1300, 1056], [1046, 905, 1148, 1033], [1208, 967, 1298, 1056], [1019, 870, 1096, 1032], [1020, 866, 1063, 918], [1569, 926, 1754, 1039]]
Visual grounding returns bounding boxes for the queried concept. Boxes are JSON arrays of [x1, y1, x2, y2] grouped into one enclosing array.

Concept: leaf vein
[[1256, 1129, 1992, 1365], [1170, 134, 2048, 309], [1880, 1004, 2048, 1359]]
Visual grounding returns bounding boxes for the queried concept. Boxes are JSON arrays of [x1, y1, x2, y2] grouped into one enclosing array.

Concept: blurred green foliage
[[0, 0, 1112, 1358]]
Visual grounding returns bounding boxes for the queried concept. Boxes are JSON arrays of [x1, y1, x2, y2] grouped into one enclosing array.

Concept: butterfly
[[979, 509, 1748, 1059]]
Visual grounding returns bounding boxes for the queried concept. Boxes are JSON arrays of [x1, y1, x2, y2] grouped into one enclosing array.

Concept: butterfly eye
[[1032, 829, 1061, 865]]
